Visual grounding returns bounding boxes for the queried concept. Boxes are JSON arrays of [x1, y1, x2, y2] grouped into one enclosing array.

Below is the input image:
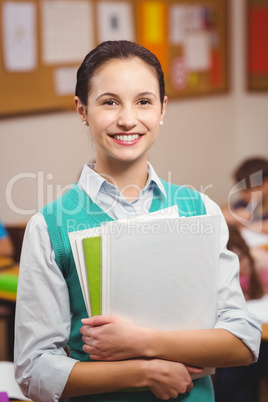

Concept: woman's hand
[[145, 359, 203, 400], [80, 315, 148, 361], [80, 315, 205, 400]]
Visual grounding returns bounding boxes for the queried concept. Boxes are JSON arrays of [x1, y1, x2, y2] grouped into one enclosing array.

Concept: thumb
[[185, 365, 204, 374], [81, 315, 113, 326]]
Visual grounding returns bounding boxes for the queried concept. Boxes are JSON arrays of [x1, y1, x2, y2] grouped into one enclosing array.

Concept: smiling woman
[[74, 46, 167, 201], [14, 41, 262, 402]]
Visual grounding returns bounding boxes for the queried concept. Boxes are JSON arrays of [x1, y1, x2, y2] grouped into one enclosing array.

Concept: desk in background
[[262, 323, 268, 340], [0, 265, 19, 302], [247, 295, 268, 341]]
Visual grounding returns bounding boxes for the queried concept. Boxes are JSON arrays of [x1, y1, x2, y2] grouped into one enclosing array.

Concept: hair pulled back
[[75, 40, 165, 106], [234, 157, 268, 188]]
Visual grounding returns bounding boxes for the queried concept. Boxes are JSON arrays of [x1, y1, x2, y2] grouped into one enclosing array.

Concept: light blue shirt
[[78, 162, 167, 220], [14, 163, 262, 402]]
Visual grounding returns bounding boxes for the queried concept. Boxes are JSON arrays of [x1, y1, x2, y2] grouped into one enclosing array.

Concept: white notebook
[[101, 215, 220, 331]]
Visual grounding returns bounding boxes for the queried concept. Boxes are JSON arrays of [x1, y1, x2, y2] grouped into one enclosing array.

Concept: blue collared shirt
[[78, 162, 166, 220]]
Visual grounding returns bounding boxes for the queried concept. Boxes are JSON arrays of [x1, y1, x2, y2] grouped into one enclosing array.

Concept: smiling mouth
[[110, 134, 141, 142]]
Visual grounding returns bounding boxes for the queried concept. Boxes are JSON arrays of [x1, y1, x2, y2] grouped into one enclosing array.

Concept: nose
[[117, 105, 137, 129]]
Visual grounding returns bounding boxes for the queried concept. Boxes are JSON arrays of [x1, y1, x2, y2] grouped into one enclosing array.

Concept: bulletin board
[[247, 0, 268, 91], [0, 0, 229, 117]]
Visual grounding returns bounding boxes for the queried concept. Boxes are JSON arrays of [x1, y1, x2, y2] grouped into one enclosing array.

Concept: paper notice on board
[[184, 5, 204, 31], [41, 0, 94, 64], [54, 67, 77, 96], [169, 5, 206, 45], [2, 1, 37, 72], [184, 32, 211, 71], [97, 1, 134, 42], [169, 5, 186, 45]]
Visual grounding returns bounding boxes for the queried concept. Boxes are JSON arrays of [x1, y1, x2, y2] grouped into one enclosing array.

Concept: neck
[[94, 157, 149, 201]]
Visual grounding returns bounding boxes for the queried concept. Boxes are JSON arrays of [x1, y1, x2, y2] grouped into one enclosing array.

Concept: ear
[[160, 96, 168, 120], [74, 96, 87, 124]]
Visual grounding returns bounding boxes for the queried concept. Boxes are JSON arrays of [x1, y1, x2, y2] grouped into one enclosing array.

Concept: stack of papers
[[69, 210, 221, 378], [69, 209, 220, 327]]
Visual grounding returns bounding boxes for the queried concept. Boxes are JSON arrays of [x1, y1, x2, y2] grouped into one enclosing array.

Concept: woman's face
[[78, 57, 167, 168]]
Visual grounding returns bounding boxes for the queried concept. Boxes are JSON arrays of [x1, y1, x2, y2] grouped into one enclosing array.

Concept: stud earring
[[160, 121, 164, 126], [82, 121, 87, 126]]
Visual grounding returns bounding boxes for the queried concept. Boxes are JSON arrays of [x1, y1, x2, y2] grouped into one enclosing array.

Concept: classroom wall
[[0, 0, 268, 224]]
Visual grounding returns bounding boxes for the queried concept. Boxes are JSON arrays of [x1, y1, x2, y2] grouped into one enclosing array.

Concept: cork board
[[0, 0, 229, 116]]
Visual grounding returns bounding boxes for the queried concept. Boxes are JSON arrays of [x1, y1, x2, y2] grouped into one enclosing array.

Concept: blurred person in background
[[222, 157, 268, 234], [0, 218, 14, 258], [214, 224, 268, 402]]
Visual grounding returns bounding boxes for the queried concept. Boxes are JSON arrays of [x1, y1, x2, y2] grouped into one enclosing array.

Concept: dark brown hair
[[233, 157, 268, 189], [227, 225, 264, 300], [75, 40, 165, 106]]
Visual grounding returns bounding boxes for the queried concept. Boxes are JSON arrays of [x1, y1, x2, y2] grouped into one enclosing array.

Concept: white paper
[[184, 32, 211, 71], [0, 361, 30, 400], [2, 1, 37, 72], [169, 5, 205, 45], [97, 1, 134, 43], [54, 67, 77, 96], [102, 215, 220, 331], [184, 5, 204, 31], [241, 227, 268, 248], [169, 5, 186, 45], [101, 215, 220, 380], [41, 1, 94, 64]]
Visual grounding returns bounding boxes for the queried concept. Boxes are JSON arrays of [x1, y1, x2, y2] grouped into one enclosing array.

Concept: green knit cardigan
[[41, 180, 215, 402]]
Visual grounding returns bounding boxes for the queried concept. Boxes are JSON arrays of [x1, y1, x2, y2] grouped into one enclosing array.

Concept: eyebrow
[[96, 91, 157, 102]]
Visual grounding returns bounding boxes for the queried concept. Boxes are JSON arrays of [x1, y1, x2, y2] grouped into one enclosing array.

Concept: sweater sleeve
[[14, 213, 78, 402]]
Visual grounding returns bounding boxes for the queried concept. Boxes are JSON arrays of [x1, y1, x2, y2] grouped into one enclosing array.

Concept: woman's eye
[[103, 99, 117, 106], [138, 99, 152, 105]]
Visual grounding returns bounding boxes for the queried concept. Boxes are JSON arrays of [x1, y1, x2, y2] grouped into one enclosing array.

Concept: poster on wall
[[2, 1, 37, 72], [97, 1, 135, 43], [165, 2, 227, 98], [247, 0, 268, 91], [0, 0, 228, 116], [41, 0, 94, 64]]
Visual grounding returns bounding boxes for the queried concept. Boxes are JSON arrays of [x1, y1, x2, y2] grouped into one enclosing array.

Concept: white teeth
[[114, 134, 139, 141]]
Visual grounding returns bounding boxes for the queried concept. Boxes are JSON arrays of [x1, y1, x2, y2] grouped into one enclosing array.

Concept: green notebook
[[0, 274, 18, 293], [82, 236, 102, 316]]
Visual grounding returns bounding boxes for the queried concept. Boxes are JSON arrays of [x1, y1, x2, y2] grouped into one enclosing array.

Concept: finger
[[185, 365, 204, 374], [81, 315, 114, 326], [186, 381, 193, 393], [80, 325, 95, 335], [81, 335, 92, 344], [82, 344, 98, 355], [89, 354, 102, 361]]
